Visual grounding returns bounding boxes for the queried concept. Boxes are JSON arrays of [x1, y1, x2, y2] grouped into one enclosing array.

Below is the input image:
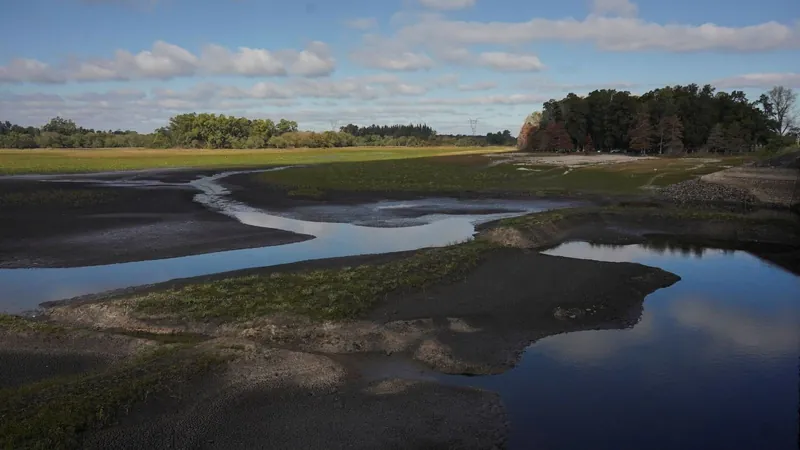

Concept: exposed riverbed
[[0, 169, 572, 313], [2, 167, 798, 450]]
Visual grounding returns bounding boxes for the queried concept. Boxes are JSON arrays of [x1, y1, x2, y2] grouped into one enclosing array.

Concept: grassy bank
[[0, 147, 509, 175], [253, 154, 751, 196], [0, 345, 228, 449], [133, 241, 493, 322]]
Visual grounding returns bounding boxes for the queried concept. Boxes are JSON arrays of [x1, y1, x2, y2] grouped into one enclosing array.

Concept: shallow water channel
[[436, 242, 800, 450], [0, 170, 571, 313]]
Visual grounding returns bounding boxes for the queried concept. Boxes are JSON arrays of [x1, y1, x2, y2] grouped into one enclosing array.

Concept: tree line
[[518, 85, 798, 154], [0, 114, 516, 149]]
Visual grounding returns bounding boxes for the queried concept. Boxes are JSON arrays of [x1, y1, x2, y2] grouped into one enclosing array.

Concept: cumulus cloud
[[713, 72, 800, 88], [418, 0, 476, 10], [590, 0, 637, 18], [0, 59, 65, 83], [345, 17, 378, 30], [0, 40, 336, 83]]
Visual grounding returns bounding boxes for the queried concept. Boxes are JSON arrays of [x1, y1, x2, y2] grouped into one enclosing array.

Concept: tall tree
[[547, 122, 573, 151], [628, 110, 653, 153], [725, 122, 748, 153], [705, 123, 727, 153], [765, 86, 797, 136], [584, 134, 595, 152], [661, 115, 685, 155]]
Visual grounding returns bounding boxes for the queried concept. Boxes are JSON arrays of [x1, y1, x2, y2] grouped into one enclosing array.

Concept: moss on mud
[[0, 345, 229, 450], [133, 240, 496, 322]]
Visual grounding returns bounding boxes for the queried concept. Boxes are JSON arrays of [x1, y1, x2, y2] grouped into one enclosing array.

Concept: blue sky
[[0, 0, 798, 134]]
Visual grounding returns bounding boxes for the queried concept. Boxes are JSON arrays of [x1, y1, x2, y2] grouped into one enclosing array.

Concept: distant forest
[[518, 85, 798, 153], [2, 84, 796, 151], [0, 115, 515, 149]]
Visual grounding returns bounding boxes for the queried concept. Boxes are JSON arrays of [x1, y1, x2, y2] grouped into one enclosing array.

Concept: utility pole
[[468, 118, 479, 136]]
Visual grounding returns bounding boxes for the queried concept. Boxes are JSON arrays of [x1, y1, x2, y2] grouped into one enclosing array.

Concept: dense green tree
[[661, 115, 685, 155], [521, 84, 784, 153], [705, 123, 727, 153]]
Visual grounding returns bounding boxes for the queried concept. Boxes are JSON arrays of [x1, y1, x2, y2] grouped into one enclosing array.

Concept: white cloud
[[350, 49, 434, 71], [474, 52, 545, 72], [0, 59, 65, 83], [516, 78, 642, 92], [391, 15, 800, 52], [713, 72, 800, 88], [283, 41, 337, 77], [457, 81, 497, 91], [383, 93, 550, 106], [151, 76, 429, 102], [201, 44, 287, 76], [418, 0, 476, 10], [0, 41, 336, 83], [590, 0, 638, 18], [345, 17, 378, 30], [113, 40, 199, 79], [68, 89, 147, 102], [670, 299, 800, 357]]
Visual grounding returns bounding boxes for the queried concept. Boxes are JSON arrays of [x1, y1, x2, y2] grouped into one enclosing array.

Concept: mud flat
[[0, 171, 312, 268]]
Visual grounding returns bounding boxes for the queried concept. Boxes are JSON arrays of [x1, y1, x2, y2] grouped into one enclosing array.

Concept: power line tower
[[330, 120, 339, 132], [468, 118, 479, 136]]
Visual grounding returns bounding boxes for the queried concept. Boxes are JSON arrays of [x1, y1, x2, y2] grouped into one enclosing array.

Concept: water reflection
[[0, 171, 571, 313], [588, 240, 735, 258], [441, 242, 800, 450]]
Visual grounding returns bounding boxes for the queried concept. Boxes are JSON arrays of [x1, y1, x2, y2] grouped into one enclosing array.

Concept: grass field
[[254, 154, 752, 196], [0, 146, 511, 175]]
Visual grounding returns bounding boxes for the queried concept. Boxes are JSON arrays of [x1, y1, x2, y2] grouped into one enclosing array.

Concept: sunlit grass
[[0, 146, 512, 175], [253, 154, 754, 195]]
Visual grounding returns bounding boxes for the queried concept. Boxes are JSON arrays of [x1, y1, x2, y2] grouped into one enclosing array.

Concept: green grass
[[0, 147, 510, 175], [0, 314, 66, 335], [0, 189, 119, 208], [133, 240, 494, 322], [0, 346, 229, 450], [253, 154, 751, 196]]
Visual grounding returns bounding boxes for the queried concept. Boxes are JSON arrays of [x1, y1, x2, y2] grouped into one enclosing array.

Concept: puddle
[[432, 242, 800, 450], [0, 170, 572, 313]]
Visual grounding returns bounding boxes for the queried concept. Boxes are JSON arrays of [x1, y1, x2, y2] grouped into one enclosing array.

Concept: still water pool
[[440, 242, 800, 450]]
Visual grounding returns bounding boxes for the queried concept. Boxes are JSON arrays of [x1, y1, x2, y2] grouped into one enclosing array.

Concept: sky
[[0, 0, 798, 135]]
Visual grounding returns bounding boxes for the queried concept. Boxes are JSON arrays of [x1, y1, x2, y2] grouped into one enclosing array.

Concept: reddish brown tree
[[534, 127, 551, 152], [584, 134, 595, 152], [629, 111, 653, 153], [547, 122, 574, 151], [517, 122, 538, 151]]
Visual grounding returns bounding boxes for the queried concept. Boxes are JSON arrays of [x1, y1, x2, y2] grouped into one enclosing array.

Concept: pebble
[[658, 179, 757, 205]]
